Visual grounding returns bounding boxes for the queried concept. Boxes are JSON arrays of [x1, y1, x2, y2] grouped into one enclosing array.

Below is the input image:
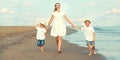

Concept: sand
[[0, 26, 106, 60]]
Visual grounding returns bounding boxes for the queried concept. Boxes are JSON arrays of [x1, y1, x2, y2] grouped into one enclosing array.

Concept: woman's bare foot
[[58, 50, 61, 54]]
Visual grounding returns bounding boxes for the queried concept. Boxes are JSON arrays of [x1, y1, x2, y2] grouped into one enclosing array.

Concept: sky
[[0, 0, 120, 26]]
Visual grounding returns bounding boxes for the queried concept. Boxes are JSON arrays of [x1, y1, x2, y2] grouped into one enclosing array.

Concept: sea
[[63, 26, 120, 60]]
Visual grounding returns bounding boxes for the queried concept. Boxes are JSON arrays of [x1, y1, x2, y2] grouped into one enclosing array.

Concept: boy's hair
[[84, 20, 91, 23], [40, 23, 46, 28]]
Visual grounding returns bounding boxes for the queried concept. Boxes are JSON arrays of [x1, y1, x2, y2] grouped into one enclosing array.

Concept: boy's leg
[[40, 46, 44, 53], [87, 44, 92, 56], [39, 40, 45, 53], [92, 44, 96, 54], [86, 41, 92, 56]]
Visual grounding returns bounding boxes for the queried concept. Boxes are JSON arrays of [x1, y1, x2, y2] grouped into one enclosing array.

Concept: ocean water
[[63, 26, 120, 60]]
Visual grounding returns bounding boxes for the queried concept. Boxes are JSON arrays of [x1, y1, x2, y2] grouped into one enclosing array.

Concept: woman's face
[[55, 4, 60, 9]]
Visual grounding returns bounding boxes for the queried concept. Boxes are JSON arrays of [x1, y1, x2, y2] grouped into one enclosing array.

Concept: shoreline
[[0, 26, 106, 60]]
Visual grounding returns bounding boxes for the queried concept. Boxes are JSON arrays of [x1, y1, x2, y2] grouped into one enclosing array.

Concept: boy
[[35, 23, 46, 53], [76, 20, 96, 56]]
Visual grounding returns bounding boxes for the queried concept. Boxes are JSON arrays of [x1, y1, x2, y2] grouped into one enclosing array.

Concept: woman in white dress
[[47, 3, 76, 53]]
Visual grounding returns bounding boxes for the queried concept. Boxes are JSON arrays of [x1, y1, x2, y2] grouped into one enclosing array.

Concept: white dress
[[51, 11, 66, 37]]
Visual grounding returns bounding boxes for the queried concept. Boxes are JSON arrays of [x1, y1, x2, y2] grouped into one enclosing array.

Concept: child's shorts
[[86, 40, 95, 46], [37, 39, 45, 46]]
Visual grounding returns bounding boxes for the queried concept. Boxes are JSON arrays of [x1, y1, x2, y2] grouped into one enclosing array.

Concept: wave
[[94, 26, 120, 33]]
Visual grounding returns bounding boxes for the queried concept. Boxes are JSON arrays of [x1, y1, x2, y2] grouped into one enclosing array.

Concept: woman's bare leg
[[56, 36, 59, 47], [56, 36, 62, 53]]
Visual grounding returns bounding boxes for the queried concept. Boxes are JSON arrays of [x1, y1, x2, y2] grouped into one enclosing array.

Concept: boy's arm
[[75, 26, 82, 30], [44, 28, 47, 33], [93, 32, 96, 42], [34, 24, 39, 27]]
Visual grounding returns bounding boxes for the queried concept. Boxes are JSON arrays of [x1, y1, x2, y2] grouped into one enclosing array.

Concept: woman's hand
[[73, 26, 81, 30], [46, 26, 49, 32], [63, 15, 77, 29], [71, 24, 77, 28], [71, 24, 76, 28]]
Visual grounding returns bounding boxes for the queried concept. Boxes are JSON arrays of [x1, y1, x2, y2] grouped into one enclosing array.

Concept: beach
[[0, 26, 106, 60], [64, 26, 120, 60]]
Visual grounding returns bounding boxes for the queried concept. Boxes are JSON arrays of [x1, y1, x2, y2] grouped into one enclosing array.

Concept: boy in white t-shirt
[[35, 23, 46, 53], [76, 20, 96, 56]]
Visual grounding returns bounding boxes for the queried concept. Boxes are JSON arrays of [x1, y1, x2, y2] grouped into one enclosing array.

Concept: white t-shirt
[[81, 25, 95, 41], [36, 27, 46, 40]]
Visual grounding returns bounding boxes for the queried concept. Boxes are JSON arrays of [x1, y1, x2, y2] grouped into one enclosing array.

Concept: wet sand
[[0, 26, 106, 60]]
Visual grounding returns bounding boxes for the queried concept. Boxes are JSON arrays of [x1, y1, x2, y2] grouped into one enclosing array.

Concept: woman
[[47, 3, 76, 53]]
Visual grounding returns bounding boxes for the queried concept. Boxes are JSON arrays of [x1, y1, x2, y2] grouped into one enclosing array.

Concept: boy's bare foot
[[40, 51, 44, 53], [40, 50, 44, 53], [88, 53, 92, 56], [93, 51, 96, 55]]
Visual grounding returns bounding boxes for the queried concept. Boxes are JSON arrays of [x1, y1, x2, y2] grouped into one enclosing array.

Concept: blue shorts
[[37, 39, 45, 46], [86, 40, 95, 46]]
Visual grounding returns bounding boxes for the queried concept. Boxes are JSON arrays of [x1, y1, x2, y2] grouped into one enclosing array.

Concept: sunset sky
[[0, 0, 120, 26]]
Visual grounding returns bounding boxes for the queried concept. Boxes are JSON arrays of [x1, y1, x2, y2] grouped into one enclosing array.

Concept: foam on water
[[63, 26, 120, 60]]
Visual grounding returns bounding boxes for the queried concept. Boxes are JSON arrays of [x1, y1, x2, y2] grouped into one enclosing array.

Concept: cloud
[[35, 18, 42, 24], [27, 22, 33, 25], [0, 8, 14, 14], [34, 18, 48, 25], [11, 0, 19, 5], [87, 2, 95, 7], [0, 1, 5, 5], [70, 18, 95, 26], [116, 0, 120, 4], [106, 8, 120, 14], [26, 12, 34, 16], [25, 1, 32, 7]]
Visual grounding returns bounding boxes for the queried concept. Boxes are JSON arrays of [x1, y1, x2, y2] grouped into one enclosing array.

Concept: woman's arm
[[63, 15, 76, 28], [47, 15, 54, 27]]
